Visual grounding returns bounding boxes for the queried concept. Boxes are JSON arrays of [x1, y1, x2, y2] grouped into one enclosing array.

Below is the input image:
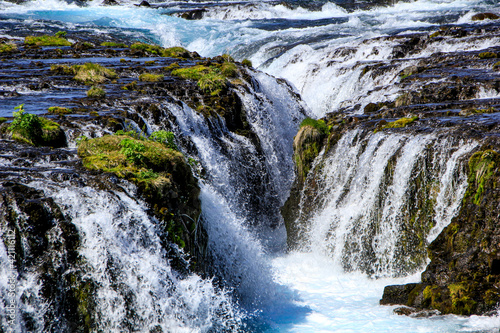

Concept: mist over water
[[1, 0, 500, 331]]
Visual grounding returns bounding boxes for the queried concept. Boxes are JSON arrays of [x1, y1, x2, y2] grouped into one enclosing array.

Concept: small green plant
[[55, 31, 67, 38], [87, 86, 106, 98], [8, 104, 41, 142], [150, 130, 178, 150], [101, 42, 128, 48], [119, 138, 146, 164], [300, 117, 329, 135], [139, 73, 164, 82], [48, 106, 71, 115], [0, 42, 16, 53], [144, 60, 156, 65], [241, 59, 252, 67], [25, 34, 71, 47]]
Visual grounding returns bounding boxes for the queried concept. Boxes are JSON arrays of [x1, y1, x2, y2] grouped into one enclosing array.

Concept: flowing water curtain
[[294, 129, 476, 277]]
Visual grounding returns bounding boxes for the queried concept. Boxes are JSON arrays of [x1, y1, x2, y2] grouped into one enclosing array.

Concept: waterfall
[[153, 70, 308, 311], [293, 129, 476, 277]]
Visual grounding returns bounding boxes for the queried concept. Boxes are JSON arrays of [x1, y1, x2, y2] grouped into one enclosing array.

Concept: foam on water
[[271, 251, 500, 333]]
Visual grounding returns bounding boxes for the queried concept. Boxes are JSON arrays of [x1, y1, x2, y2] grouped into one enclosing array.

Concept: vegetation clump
[[130, 42, 191, 58], [50, 62, 117, 84], [300, 117, 329, 135], [6, 104, 65, 147], [48, 106, 72, 115], [25, 32, 71, 47], [171, 63, 236, 94], [379, 116, 418, 130], [0, 42, 17, 53], [478, 52, 498, 59], [163, 62, 180, 71], [86, 86, 106, 98], [139, 73, 164, 82], [241, 59, 253, 67], [466, 150, 499, 205], [100, 41, 128, 48], [73, 63, 118, 84]]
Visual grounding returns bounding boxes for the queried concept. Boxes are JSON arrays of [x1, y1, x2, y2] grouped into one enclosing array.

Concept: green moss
[[144, 60, 156, 66], [478, 52, 498, 59], [73, 63, 117, 84], [172, 65, 228, 94], [122, 80, 138, 91], [0, 42, 16, 53], [48, 106, 71, 115], [25, 35, 71, 47], [161, 46, 190, 58], [100, 41, 128, 48], [50, 64, 74, 75], [429, 31, 441, 38], [380, 116, 418, 130], [171, 65, 212, 80], [0, 117, 7, 124], [494, 61, 500, 69], [300, 117, 329, 135], [77, 133, 192, 248], [86, 86, 106, 99], [466, 150, 499, 205], [163, 62, 180, 71], [448, 283, 477, 315], [131, 42, 163, 54], [221, 62, 238, 77], [130, 43, 190, 58], [241, 59, 253, 67], [139, 73, 164, 82]]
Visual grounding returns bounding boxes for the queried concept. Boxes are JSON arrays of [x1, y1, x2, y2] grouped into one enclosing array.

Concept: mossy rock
[[465, 150, 499, 205], [77, 133, 201, 253], [0, 42, 17, 53], [6, 107, 66, 147], [471, 13, 499, 21]]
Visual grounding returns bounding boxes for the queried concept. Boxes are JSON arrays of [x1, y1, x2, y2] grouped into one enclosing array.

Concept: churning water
[[1, 0, 500, 331]]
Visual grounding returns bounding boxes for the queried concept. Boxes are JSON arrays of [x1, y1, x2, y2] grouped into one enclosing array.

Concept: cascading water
[[291, 129, 477, 277]]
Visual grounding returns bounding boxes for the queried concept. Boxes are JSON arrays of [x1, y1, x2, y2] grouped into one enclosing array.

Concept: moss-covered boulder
[[77, 131, 203, 264], [281, 118, 329, 248], [381, 148, 500, 315], [2, 105, 66, 147]]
